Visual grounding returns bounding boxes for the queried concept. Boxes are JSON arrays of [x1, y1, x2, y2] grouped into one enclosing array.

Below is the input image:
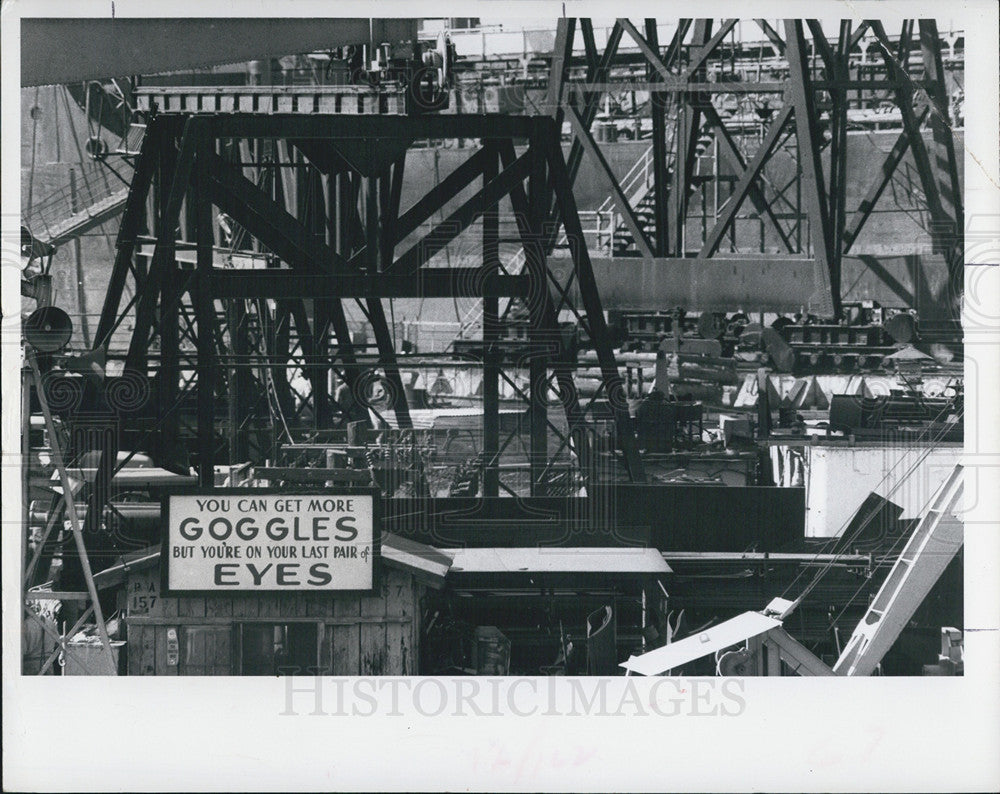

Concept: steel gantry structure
[[79, 112, 645, 547], [25, 16, 964, 590], [541, 18, 963, 320]]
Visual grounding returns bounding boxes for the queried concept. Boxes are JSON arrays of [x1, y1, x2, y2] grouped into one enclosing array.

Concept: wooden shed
[[96, 534, 451, 676]]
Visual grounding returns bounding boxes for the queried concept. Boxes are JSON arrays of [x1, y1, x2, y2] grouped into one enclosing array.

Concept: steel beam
[[270, 301, 298, 422], [546, 20, 625, 258], [211, 269, 531, 298], [568, 256, 828, 313], [195, 125, 216, 485], [569, 81, 789, 94], [565, 22, 624, 188], [699, 103, 795, 253], [646, 19, 670, 256], [618, 19, 671, 81], [784, 20, 836, 318], [364, 163, 379, 272], [805, 20, 835, 73], [88, 111, 152, 349], [389, 151, 531, 274], [329, 172, 361, 391], [841, 107, 930, 253], [869, 21, 956, 259], [228, 297, 252, 458], [393, 148, 488, 242], [500, 137, 588, 491], [290, 137, 350, 178], [682, 19, 738, 79], [897, 20, 914, 67], [527, 128, 551, 495], [825, 20, 852, 304], [545, 17, 575, 119], [754, 19, 786, 55], [206, 153, 342, 271], [365, 297, 412, 430], [848, 22, 870, 50], [918, 19, 964, 270], [569, 80, 919, 93], [482, 142, 501, 498], [207, 113, 541, 141], [287, 298, 323, 425], [580, 18, 598, 72], [566, 104, 655, 258], [126, 117, 202, 371], [671, 19, 712, 256], [155, 130, 181, 462], [545, 134, 645, 482], [382, 153, 406, 268], [764, 627, 835, 676], [699, 105, 793, 257], [303, 160, 331, 428]]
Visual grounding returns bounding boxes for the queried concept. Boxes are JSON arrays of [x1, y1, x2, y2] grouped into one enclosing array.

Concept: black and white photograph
[[3, 2, 998, 791]]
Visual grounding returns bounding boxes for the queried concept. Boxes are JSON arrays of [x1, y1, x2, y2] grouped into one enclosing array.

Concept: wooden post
[[766, 636, 783, 676]]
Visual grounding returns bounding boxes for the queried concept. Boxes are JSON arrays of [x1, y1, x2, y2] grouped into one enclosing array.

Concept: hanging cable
[[27, 86, 41, 216], [807, 437, 964, 652], [779, 400, 963, 611], [782, 399, 960, 601]]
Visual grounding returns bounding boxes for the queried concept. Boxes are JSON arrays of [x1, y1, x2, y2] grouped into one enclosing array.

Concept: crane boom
[[833, 465, 964, 676], [620, 465, 965, 676]]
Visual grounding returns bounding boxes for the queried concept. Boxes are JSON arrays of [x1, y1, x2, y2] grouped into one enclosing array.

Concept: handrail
[[24, 177, 130, 243], [455, 137, 668, 337], [599, 110, 690, 253], [594, 144, 655, 218]]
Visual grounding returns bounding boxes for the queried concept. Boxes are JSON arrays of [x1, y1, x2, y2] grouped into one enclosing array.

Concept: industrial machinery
[[622, 465, 965, 676], [610, 301, 940, 373]]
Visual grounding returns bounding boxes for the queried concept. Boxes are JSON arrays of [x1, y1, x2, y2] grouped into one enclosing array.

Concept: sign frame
[[159, 486, 381, 597]]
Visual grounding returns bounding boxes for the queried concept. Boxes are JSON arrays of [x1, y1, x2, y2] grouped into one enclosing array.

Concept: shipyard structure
[[20, 17, 965, 677]]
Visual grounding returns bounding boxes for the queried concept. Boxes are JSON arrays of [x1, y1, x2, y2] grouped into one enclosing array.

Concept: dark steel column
[[785, 20, 836, 318], [827, 21, 852, 306], [545, 129, 645, 483], [482, 141, 501, 498], [918, 19, 964, 273], [156, 127, 181, 463], [127, 119, 201, 372], [527, 128, 549, 495], [869, 20, 954, 261], [671, 19, 712, 256], [94, 119, 163, 350], [194, 123, 216, 485], [646, 19, 669, 257]]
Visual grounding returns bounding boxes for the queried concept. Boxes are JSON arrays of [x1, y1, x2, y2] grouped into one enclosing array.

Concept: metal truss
[[86, 111, 645, 534], [543, 18, 964, 318]]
